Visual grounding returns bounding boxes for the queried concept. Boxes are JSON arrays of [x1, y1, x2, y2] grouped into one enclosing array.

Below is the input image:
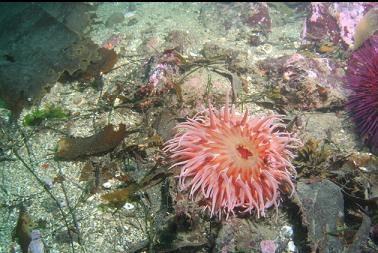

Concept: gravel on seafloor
[[1, 2, 368, 253]]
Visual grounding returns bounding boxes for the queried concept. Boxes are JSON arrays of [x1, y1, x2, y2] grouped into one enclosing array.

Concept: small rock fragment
[[28, 230, 45, 253], [105, 12, 125, 28], [297, 180, 345, 252]]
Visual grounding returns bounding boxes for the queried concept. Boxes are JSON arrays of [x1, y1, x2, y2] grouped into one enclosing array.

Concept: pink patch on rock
[[331, 3, 369, 46], [310, 2, 324, 22], [286, 53, 305, 65], [303, 3, 340, 45], [244, 2, 271, 32], [303, 2, 378, 47], [101, 34, 122, 49], [260, 240, 277, 253]]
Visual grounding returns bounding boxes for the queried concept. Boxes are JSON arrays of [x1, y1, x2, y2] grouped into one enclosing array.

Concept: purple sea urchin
[[345, 34, 378, 151]]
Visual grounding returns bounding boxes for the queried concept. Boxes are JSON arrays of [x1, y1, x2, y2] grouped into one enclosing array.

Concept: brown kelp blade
[[55, 124, 129, 160]]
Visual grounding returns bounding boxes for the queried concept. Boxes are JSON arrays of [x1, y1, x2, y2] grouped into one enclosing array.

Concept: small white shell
[[287, 241, 296, 252], [123, 202, 135, 210], [103, 182, 112, 189], [359, 166, 368, 172], [280, 225, 293, 238]]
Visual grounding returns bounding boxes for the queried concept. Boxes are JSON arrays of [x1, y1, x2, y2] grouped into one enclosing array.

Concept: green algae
[[23, 105, 68, 126], [0, 98, 7, 109]]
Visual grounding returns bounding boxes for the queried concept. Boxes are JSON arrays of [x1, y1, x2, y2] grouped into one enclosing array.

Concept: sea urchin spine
[[345, 34, 378, 152], [164, 95, 300, 218]]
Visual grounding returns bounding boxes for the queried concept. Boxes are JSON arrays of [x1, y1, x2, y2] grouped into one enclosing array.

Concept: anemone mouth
[[236, 145, 253, 160], [204, 124, 266, 175], [229, 140, 262, 171]]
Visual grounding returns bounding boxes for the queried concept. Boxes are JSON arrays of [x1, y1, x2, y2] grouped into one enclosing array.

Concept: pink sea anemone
[[164, 95, 300, 218]]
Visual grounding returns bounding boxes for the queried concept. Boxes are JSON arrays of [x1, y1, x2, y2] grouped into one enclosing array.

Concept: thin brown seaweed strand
[[11, 148, 77, 253], [9, 126, 78, 253], [56, 162, 84, 247]]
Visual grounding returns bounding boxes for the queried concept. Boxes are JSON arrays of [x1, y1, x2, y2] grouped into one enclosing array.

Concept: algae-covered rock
[[179, 67, 231, 114], [302, 3, 377, 48], [259, 53, 347, 111]]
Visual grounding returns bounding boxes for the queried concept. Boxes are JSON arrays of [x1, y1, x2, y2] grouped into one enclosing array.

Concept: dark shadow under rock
[[0, 4, 98, 117], [37, 2, 96, 35]]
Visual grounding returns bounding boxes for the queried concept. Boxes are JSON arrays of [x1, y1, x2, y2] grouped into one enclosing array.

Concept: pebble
[[58, 199, 66, 208], [280, 225, 293, 238], [189, 51, 200, 57], [87, 195, 95, 202], [28, 230, 45, 253], [103, 181, 112, 189], [124, 11, 136, 18], [287, 240, 296, 252], [42, 177, 54, 189], [114, 97, 122, 107], [359, 166, 368, 172]]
